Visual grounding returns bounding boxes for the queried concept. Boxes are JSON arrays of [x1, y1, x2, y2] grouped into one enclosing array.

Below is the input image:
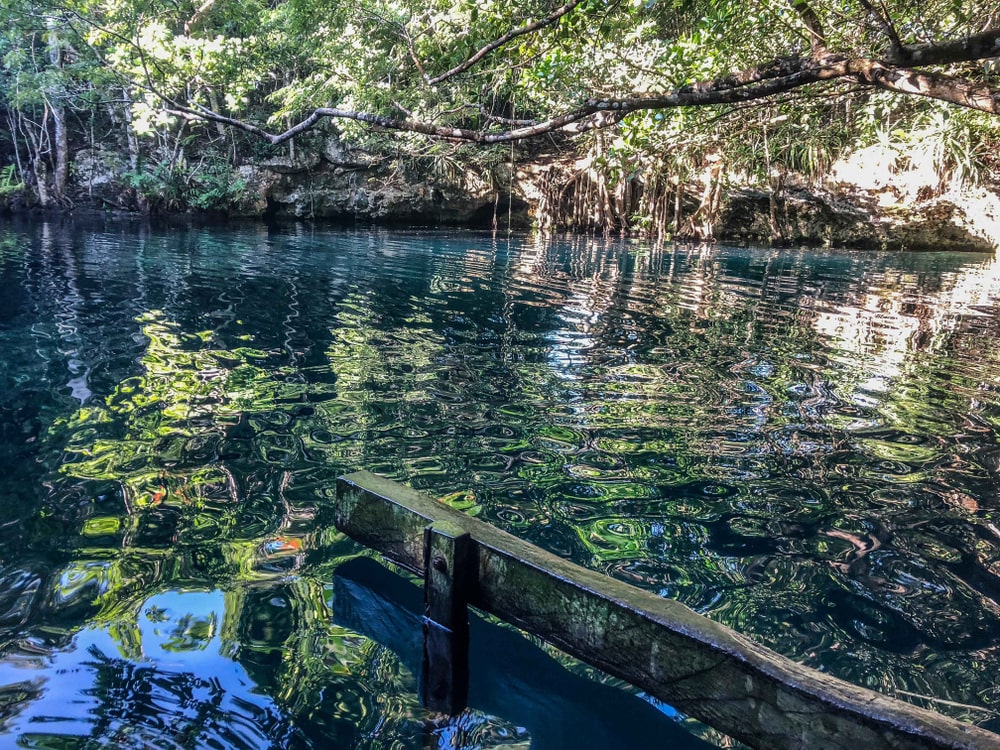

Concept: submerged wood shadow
[[333, 555, 715, 750], [335, 470, 1000, 750]]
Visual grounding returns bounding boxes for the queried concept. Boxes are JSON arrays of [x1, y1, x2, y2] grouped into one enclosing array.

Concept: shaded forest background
[[2, 0, 999, 243]]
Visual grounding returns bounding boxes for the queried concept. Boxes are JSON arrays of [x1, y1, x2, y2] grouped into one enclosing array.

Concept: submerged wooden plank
[[335, 470, 999, 750]]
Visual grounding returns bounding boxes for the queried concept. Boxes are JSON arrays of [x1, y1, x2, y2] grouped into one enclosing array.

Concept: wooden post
[[421, 520, 473, 715]]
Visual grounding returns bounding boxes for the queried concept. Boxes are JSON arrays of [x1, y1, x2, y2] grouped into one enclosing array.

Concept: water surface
[[1, 219, 999, 745]]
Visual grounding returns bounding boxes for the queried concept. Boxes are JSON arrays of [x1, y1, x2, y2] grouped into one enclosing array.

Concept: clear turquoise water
[[1, 218, 998, 746]]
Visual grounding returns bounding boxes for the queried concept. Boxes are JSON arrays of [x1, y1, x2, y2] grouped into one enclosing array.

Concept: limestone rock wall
[[235, 139, 505, 226], [718, 186, 999, 252], [7, 135, 998, 253]]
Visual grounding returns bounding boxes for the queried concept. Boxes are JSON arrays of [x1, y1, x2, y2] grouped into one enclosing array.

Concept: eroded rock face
[[253, 170, 492, 224], [717, 143, 1000, 251], [718, 185, 999, 252], [69, 148, 131, 207], [236, 136, 505, 226], [515, 150, 999, 251], [74, 148, 128, 187], [21, 135, 998, 251]]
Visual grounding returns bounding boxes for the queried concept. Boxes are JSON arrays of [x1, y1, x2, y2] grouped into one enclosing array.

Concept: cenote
[[1, 217, 999, 748]]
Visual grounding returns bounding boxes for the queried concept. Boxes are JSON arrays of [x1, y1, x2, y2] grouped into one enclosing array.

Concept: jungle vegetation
[[1, 0, 998, 231]]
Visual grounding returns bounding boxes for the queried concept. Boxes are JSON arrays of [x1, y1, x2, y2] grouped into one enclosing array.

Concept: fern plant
[[0, 165, 24, 196]]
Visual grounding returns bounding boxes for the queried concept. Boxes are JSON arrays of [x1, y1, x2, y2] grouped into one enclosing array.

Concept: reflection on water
[[1, 218, 999, 745], [0, 583, 428, 749], [0, 590, 309, 748]]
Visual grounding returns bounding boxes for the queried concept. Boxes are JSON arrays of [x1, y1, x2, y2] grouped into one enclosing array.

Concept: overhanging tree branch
[[425, 0, 588, 85], [789, 0, 827, 55], [173, 99, 619, 144], [846, 59, 1000, 111], [170, 24, 1000, 146], [857, 0, 903, 54], [887, 28, 1000, 66]]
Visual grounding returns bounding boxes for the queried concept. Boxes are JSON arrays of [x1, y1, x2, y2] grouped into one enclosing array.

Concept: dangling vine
[[531, 136, 727, 241]]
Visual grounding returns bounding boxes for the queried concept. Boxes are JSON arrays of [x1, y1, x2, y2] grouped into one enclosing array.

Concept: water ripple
[[3, 223, 1000, 737]]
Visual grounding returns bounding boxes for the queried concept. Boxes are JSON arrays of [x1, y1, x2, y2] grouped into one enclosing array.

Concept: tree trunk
[[33, 155, 51, 208], [120, 88, 140, 171], [46, 16, 69, 204], [51, 103, 69, 201]]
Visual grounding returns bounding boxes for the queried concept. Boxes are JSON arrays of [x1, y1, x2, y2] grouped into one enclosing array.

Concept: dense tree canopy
[[1, 0, 998, 214], [153, 0, 1000, 144]]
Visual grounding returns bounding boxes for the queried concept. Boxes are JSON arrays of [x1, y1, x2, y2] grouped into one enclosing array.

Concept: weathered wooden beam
[[335, 471, 999, 750], [421, 521, 472, 714]]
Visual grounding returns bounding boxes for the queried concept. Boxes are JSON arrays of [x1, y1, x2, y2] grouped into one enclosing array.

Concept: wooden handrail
[[335, 470, 998, 750]]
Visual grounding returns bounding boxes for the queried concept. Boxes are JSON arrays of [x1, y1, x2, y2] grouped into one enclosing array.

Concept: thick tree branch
[[184, 0, 217, 36], [174, 65, 827, 145], [888, 28, 1000, 66], [789, 0, 827, 56], [172, 27, 1000, 145], [857, 0, 902, 53], [847, 59, 1000, 111], [426, 0, 587, 85]]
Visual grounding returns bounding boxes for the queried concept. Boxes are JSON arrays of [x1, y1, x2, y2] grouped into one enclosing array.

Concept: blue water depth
[[1, 218, 999, 746]]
